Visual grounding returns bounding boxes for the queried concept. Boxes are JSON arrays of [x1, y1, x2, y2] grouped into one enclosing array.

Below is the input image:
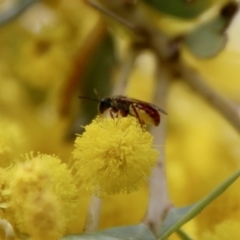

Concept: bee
[[79, 95, 167, 127]]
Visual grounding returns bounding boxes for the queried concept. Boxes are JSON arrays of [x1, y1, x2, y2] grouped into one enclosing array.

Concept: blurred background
[[0, 0, 240, 239]]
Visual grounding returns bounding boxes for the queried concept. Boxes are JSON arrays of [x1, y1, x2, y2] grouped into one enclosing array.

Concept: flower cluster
[[72, 116, 159, 195], [0, 113, 159, 239], [0, 153, 79, 240]]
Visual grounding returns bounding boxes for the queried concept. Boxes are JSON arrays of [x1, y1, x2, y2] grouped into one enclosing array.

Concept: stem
[[179, 62, 240, 133], [112, 46, 138, 95], [85, 0, 137, 32], [143, 65, 172, 234], [84, 195, 102, 232], [82, 23, 139, 234]]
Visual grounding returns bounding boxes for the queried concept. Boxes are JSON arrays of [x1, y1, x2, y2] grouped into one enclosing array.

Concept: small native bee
[[79, 95, 167, 127]]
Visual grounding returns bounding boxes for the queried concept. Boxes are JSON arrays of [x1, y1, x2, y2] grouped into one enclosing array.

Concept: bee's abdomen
[[130, 103, 160, 126]]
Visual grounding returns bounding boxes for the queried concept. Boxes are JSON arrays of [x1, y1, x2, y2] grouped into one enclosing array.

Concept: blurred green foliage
[[184, 2, 238, 57], [142, 0, 213, 19], [79, 31, 115, 128]]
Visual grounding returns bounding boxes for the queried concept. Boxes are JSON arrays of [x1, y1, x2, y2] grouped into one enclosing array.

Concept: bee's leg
[[119, 110, 128, 117], [110, 108, 118, 119], [131, 105, 144, 129], [110, 109, 115, 119]]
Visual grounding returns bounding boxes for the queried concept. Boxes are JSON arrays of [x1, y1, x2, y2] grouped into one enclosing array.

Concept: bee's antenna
[[78, 96, 99, 102]]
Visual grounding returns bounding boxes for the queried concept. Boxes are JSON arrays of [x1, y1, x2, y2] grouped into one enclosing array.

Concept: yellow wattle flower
[[72, 116, 159, 195], [21, 190, 64, 240], [8, 153, 79, 239]]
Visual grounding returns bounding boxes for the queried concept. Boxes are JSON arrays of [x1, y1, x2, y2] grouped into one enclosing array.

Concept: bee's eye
[[99, 98, 111, 114]]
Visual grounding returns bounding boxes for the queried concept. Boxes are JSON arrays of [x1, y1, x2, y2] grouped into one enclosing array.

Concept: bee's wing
[[148, 104, 168, 115], [115, 96, 167, 115]]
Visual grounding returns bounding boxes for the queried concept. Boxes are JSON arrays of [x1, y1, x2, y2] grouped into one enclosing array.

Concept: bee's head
[[99, 97, 112, 114]]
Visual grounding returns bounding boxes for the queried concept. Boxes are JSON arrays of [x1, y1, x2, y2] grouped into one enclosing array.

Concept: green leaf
[[80, 31, 115, 125], [184, 2, 238, 58], [158, 169, 240, 239], [62, 224, 156, 240], [142, 0, 212, 19], [67, 30, 115, 138]]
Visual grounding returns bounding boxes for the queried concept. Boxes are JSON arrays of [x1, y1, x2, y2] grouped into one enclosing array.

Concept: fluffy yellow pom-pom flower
[[8, 153, 79, 239], [72, 116, 159, 195]]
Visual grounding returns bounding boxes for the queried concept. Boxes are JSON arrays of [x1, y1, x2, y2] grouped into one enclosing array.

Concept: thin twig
[[179, 61, 240, 133], [143, 64, 172, 234], [84, 195, 102, 232], [112, 45, 138, 95], [85, 0, 137, 32]]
